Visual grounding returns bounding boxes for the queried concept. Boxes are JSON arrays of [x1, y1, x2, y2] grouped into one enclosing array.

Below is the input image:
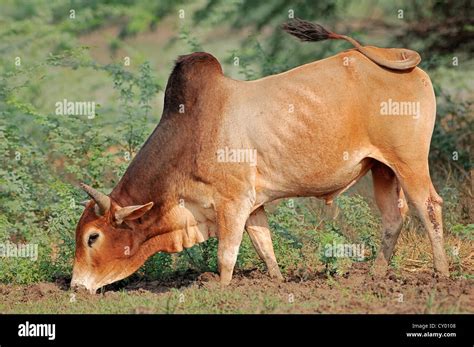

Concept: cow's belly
[[254, 153, 374, 207]]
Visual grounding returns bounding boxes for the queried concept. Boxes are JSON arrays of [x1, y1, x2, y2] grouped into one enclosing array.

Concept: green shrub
[[336, 194, 379, 260], [140, 253, 174, 280], [450, 224, 474, 241], [316, 221, 352, 275], [0, 50, 160, 284]]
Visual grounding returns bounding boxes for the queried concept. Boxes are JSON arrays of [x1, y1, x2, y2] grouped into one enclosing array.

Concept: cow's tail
[[282, 18, 420, 70]]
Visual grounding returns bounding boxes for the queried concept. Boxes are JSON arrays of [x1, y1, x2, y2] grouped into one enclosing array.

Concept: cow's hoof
[[372, 257, 389, 278], [267, 264, 284, 282], [269, 272, 284, 282], [218, 274, 232, 286], [433, 268, 450, 278], [198, 272, 219, 283], [434, 260, 450, 278]]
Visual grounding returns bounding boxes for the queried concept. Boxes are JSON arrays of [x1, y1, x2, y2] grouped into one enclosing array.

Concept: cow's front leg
[[216, 199, 252, 285]]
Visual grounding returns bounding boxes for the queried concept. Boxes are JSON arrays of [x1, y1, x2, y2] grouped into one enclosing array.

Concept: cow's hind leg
[[245, 206, 283, 280], [372, 163, 405, 276], [394, 164, 449, 276]]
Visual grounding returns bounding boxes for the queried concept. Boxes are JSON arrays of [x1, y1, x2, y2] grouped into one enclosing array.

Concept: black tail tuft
[[282, 18, 332, 42]]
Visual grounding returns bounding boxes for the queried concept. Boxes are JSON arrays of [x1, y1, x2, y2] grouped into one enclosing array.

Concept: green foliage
[[179, 27, 203, 52], [195, 0, 340, 68], [199, 238, 219, 271], [430, 93, 472, 174], [450, 224, 474, 241], [140, 253, 174, 279], [316, 221, 352, 276], [336, 194, 379, 260], [439, 186, 470, 233], [0, 44, 160, 283]]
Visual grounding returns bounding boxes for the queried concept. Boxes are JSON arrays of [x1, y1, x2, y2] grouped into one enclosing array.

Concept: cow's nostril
[[70, 279, 80, 291], [70, 279, 94, 294]]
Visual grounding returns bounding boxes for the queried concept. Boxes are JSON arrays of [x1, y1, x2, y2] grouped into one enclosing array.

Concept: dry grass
[[396, 219, 473, 276]]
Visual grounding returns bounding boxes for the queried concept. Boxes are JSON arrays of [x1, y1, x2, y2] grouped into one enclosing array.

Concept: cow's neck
[[110, 115, 214, 242], [110, 62, 223, 252], [110, 117, 185, 220], [110, 117, 174, 212]]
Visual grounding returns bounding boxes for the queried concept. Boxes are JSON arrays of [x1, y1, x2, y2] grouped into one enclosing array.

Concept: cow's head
[[71, 183, 154, 293]]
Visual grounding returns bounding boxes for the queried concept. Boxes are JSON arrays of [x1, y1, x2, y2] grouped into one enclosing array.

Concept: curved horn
[[79, 200, 90, 207], [80, 183, 111, 214]]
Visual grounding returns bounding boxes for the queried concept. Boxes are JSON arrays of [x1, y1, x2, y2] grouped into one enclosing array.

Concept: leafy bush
[[0, 49, 160, 284], [268, 201, 319, 273], [335, 194, 379, 260], [316, 221, 353, 276], [450, 224, 474, 241]]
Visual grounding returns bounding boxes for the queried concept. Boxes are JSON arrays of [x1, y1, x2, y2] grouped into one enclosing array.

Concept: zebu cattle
[[71, 19, 448, 293]]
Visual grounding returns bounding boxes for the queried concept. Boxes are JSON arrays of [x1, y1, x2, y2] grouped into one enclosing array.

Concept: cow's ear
[[114, 202, 154, 224]]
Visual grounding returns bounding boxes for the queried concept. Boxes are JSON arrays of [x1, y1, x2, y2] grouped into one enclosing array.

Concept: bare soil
[[0, 263, 472, 314]]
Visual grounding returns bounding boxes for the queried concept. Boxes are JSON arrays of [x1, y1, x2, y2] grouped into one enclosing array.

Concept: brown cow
[[71, 19, 449, 293]]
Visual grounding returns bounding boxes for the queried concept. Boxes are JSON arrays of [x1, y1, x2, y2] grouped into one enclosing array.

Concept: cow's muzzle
[[70, 274, 98, 294]]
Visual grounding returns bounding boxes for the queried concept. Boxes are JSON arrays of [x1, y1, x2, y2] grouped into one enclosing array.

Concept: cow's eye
[[87, 233, 100, 247]]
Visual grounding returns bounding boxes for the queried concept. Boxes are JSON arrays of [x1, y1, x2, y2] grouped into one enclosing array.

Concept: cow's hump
[[163, 52, 223, 115], [174, 52, 223, 74]]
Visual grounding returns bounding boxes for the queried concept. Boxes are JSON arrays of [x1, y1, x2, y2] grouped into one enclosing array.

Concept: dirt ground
[[0, 263, 472, 314]]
